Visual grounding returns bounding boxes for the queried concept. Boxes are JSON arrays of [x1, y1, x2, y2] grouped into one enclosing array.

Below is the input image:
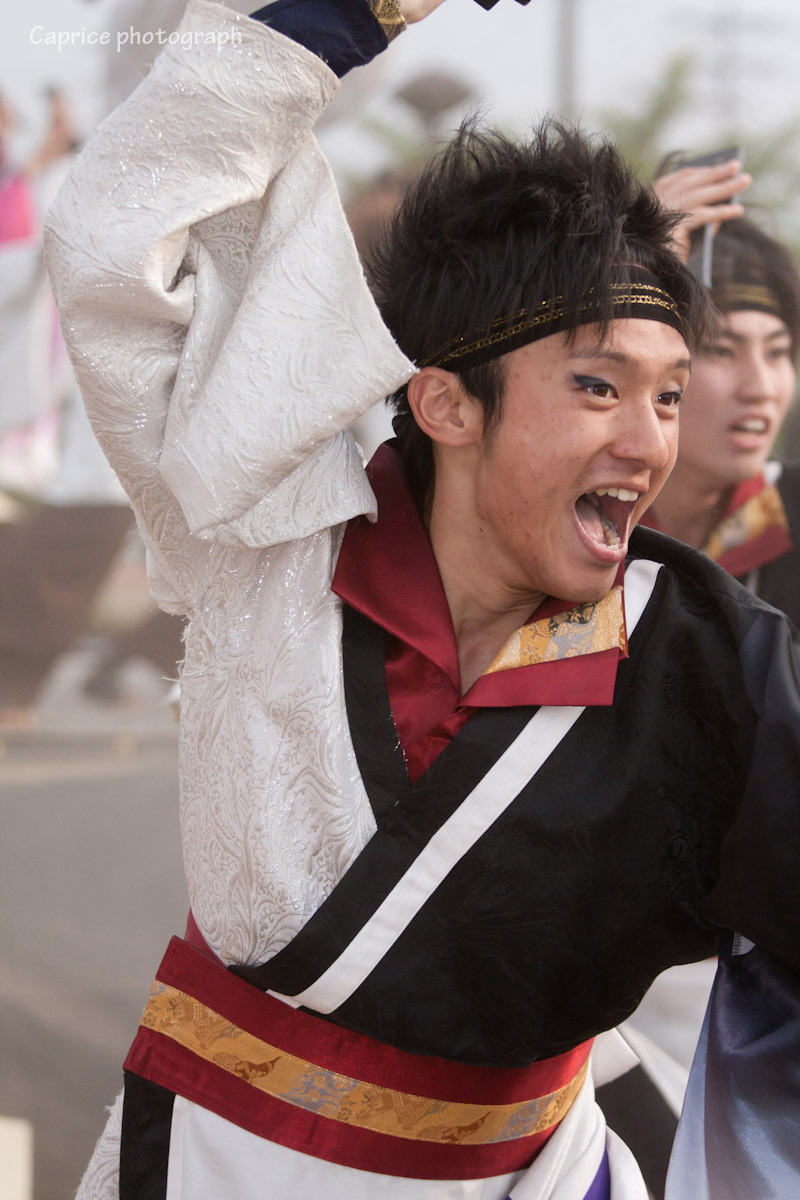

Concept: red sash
[[125, 936, 592, 1180]]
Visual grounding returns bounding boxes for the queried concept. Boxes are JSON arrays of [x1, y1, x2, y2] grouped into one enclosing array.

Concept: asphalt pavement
[[0, 642, 187, 1200]]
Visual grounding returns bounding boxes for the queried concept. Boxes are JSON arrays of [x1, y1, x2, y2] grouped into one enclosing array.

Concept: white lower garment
[[166, 1097, 521, 1200], [162, 1069, 647, 1200], [77, 1050, 650, 1200]]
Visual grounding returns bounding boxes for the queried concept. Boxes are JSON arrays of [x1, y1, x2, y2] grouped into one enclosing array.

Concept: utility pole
[[557, 0, 579, 120], [709, 0, 743, 134]]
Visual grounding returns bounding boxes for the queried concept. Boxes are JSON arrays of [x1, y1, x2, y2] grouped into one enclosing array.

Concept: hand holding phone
[[653, 147, 750, 274]]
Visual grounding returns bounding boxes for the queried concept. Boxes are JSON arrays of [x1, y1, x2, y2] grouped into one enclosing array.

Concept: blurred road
[[0, 643, 186, 1200]]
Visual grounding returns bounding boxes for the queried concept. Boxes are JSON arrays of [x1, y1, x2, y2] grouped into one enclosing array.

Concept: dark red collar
[[333, 442, 458, 684], [333, 443, 625, 708], [720, 473, 770, 517], [644, 471, 793, 578]]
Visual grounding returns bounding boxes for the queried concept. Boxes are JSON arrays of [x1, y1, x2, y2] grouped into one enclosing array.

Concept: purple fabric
[[584, 1149, 611, 1200], [503, 1149, 610, 1200]]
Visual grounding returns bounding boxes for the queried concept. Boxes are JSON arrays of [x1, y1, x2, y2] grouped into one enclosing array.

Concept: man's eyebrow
[[569, 346, 630, 365], [715, 326, 791, 344], [569, 346, 691, 372]]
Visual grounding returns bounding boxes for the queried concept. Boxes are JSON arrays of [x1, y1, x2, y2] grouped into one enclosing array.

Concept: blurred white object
[[44, 383, 126, 506], [626, 959, 717, 1074], [617, 1024, 690, 1118], [0, 1116, 33, 1200]]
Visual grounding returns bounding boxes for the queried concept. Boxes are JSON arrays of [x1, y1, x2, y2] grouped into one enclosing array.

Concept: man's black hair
[[697, 216, 800, 359], [366, 118, 714, 493]]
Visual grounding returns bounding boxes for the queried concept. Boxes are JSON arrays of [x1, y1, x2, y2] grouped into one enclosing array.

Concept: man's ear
[[407, 368, 483, 447]]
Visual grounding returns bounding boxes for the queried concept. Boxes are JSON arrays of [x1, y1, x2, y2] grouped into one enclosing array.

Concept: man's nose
[[611, 400, 672, 471], [736, 352, 775, 402]]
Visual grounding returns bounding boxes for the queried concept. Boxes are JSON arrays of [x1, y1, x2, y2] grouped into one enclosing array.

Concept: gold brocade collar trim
[[703, 484, 789, 563], [484, 585, 626, 675]]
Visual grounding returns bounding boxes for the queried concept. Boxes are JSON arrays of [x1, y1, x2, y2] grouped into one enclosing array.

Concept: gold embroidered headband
[[714, 280, 782, 318], [419, 270, 683, 371]]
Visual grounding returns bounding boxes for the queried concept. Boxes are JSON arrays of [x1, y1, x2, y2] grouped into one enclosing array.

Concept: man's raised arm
[[43, 1, 419, 606]]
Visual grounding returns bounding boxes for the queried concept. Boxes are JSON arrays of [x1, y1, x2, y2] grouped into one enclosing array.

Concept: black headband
[[712, 279, 783, 320], [419, 268, 684, 371]]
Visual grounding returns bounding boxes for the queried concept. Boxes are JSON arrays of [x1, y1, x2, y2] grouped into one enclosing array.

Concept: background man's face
[[469, 320, 690, 603], [675, 310, 796, 491]]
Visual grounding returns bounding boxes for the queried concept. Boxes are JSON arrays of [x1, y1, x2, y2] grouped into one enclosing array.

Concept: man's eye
[[702, 344, 733, 359], [768, 345, 792, 361], [574, 375, 613, 398], [657, 390, 683, 408]]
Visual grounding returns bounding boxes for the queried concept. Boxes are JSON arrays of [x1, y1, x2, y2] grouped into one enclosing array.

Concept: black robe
[[755, 461, 800, 628], [235, 527, 800, 1068]]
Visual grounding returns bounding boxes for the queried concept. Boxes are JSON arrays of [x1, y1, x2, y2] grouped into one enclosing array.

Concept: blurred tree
[[323, 68, 475, 202], [594, 52, 696, 179], [592, 52, 800, 253], [738, 125, 800, 251]]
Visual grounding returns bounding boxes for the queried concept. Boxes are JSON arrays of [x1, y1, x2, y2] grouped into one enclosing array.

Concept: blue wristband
[[250, 0, 388, 77]]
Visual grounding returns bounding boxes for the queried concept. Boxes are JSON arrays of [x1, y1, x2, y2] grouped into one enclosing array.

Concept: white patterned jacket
[[45, 0, 415, 967]]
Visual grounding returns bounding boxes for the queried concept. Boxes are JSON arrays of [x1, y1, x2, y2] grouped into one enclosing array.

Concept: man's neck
[[427, 493, 545, 696], [650, 463, 731, 550]]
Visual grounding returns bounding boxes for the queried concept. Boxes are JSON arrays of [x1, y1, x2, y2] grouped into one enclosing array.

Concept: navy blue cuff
[[249, 0, 388, 77]]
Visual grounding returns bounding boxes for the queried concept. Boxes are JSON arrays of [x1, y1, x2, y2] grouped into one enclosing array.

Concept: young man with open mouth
[[45, 1, 800, 1197]]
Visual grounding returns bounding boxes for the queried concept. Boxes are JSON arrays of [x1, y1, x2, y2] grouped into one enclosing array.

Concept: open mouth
[[574, 486, 640, 551], [731, 417, 769, 436]]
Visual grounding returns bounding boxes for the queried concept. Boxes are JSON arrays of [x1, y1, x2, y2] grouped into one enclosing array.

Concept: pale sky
[[4, 0, 800, 195]]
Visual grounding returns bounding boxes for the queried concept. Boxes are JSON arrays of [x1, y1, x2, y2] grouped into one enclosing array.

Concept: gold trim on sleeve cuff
[[370, 0, 407, 42]]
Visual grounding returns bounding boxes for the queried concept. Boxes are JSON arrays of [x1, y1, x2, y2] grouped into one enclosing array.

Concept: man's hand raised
[[653, 159, 751, 263], [396, 0, 447, 25]]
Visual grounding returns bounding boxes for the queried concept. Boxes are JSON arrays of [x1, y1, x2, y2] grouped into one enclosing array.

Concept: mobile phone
[[674, 146, 743, 176], [672, 146, 744, 286]]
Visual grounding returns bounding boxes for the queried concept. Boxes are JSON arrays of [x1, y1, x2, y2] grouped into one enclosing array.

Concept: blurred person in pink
[[0, 91, 184, 724]]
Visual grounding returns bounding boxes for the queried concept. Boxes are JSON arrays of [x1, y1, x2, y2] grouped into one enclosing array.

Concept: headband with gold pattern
[[419, 269, 683, 371], [713, 280, 782, 319]]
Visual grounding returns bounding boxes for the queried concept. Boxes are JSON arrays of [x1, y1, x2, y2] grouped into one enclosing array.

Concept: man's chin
[[555, 566, 621, 607]]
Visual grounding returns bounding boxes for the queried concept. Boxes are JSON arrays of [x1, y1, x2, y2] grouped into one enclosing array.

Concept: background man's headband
[[712, 278, 783, 320], [419, 267, 683, 372]]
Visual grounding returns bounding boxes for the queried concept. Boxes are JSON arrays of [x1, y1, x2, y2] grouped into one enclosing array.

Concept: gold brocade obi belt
[[125, 937, 592, 1180]]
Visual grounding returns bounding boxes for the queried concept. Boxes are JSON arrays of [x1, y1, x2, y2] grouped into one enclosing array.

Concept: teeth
[[735, 419, 768, 434], [599, 512, 621, 546], [592, 486, 640, 502]]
